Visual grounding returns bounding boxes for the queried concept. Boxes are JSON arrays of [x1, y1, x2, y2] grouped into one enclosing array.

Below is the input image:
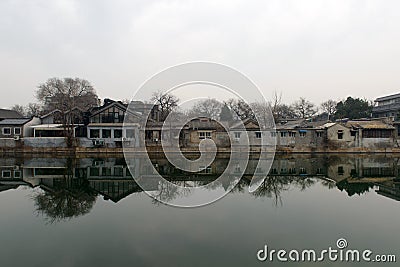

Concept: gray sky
[[1, 0, 399, 108]]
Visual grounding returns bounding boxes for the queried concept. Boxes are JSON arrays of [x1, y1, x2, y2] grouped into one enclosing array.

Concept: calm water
[[0, 154, 399, 267]]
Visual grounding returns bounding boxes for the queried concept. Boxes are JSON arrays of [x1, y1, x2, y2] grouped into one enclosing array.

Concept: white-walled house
[[85, 100, 141, 148]]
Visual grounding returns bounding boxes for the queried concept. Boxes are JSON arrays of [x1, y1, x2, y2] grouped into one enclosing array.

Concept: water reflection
[[1, 154, 400, 221]]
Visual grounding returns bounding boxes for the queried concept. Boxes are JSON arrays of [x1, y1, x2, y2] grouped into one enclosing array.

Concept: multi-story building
[[372, 93, 400, 119]]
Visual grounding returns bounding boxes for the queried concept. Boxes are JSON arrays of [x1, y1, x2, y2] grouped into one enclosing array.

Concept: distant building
[[275, 119, 327, 150], [86, 99, 141, 148], [0, 118, 40, 139], [0, 108, 23, 120], [372, 93, 400, 119], [325, 119, 395, 149]]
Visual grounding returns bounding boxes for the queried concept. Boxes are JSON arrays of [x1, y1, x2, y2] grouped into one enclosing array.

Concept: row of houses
[[0, 98, 399, 152]]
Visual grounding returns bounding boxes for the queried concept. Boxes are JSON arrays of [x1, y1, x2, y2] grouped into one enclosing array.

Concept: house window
[[234, 132, 241, 139], [270, 132, 277, 137], [350, 131, 357, 137], [114, 129, 122, 138], [362, 129, 392, 138], [199, 131, 212, 139], [316, 132, 323, 137], [90, 129, 100, 138], [299, 131, 306, 137], [102, 129, 111, 138], [280, 131, 287, 137], [2, 170, 12, 178], [337, 130, 343, 140], [126, 129, 135, 138], [14, 127, 21, 135], [14, 171, 21, 178], [234, 166, 241, 173], [89, 167, 100, 177], [2, 127, 11, 135], [114, 167, 124, 177], [316, 168, 323, 174], [102, 167, 112, 176], [289, 132, 296, 137], [255, 132, 262, 138], [299, 168, 307, 174], [270, 168, 278, 174], [338, 166, 344, 175], [199, 166, 212, 174]]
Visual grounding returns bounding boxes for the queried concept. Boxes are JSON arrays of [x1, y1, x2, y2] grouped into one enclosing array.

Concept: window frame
[[14, 127, 22, 135], [14, 170, 21, 178], [90, 129, 100, 138], [199, 131, 212, 139], [102, 129, 112, 138], [337, 130, 344, 140], [2, 127, 11, 135], [114, 129, 123, 138], [2, 170, 12, 178], [234, 132, 241, 139]]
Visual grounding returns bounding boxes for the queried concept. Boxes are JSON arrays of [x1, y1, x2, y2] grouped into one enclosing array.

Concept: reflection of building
[[376, 180, 400, 201], [3, 155, 400, 203]]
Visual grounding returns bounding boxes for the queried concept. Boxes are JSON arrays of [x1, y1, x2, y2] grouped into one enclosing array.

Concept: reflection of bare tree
[[252, 176, 291, 206], [292, 177, 316, 191], [231, 178, 248, 193], [33, 178, 97, 224], [252, 176, 317, 206], [151, 180, 192, 205], [320, 179, 336, 189]]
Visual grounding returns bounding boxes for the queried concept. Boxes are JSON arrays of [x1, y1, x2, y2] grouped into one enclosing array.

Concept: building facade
[[372, 93, 400, 119]]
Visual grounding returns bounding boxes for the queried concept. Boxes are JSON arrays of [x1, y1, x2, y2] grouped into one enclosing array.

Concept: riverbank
[[2, 146, 400, 155]]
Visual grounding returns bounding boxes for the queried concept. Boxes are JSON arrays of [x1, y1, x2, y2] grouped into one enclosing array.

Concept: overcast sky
[[1, 0, 400, 108]]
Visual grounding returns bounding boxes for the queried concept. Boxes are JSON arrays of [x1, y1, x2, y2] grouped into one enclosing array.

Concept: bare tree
[[292, 98, 317, 119], [268, 91, 282, 120], [187, 98, 223, 120], [151, 91, 179, 121], [26, 102, 42, 117], [320, 99, 337, 120], [36, 77, 99, 147], [250, 101, 274, 128], [275, 104, 298, 120], [11, 104, 26, 116], [225, 98, 254, 120]]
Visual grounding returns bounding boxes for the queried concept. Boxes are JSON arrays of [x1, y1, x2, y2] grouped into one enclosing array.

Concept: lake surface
[[0, 154, 399, 267]]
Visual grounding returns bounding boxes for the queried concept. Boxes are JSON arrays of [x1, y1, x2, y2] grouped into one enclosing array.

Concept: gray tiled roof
[[0, 109, 23, 119], [0, 118, 31, 125], [375, 93, 400, 102]]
